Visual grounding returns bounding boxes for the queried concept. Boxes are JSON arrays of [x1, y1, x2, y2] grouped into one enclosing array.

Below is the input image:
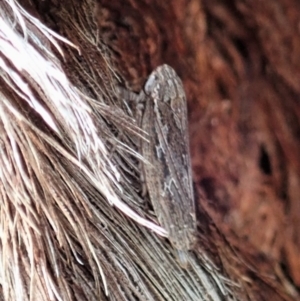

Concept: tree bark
[[1, 0, 299, 300]]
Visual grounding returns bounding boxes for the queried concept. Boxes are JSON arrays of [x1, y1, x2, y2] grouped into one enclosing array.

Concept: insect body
[[140, 65, 196, 266]]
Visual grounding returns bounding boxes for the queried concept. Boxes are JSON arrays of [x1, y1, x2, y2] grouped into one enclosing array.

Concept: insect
[[138, 65, 196, 266]]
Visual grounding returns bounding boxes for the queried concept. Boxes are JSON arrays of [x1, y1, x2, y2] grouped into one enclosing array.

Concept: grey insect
[[139, 64, 196, 266]]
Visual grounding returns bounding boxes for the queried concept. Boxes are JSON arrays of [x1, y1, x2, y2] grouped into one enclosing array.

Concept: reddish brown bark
[[94, 0, 300, 299]]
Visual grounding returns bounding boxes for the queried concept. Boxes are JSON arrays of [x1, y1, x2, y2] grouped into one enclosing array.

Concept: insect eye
[[144, 73, 159, 95], [144, 74, 154, 94]]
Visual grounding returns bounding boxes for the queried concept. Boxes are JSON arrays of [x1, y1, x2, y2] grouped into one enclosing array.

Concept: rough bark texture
[[94, 0, 300, 298], [1, 0, 300, 300]]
